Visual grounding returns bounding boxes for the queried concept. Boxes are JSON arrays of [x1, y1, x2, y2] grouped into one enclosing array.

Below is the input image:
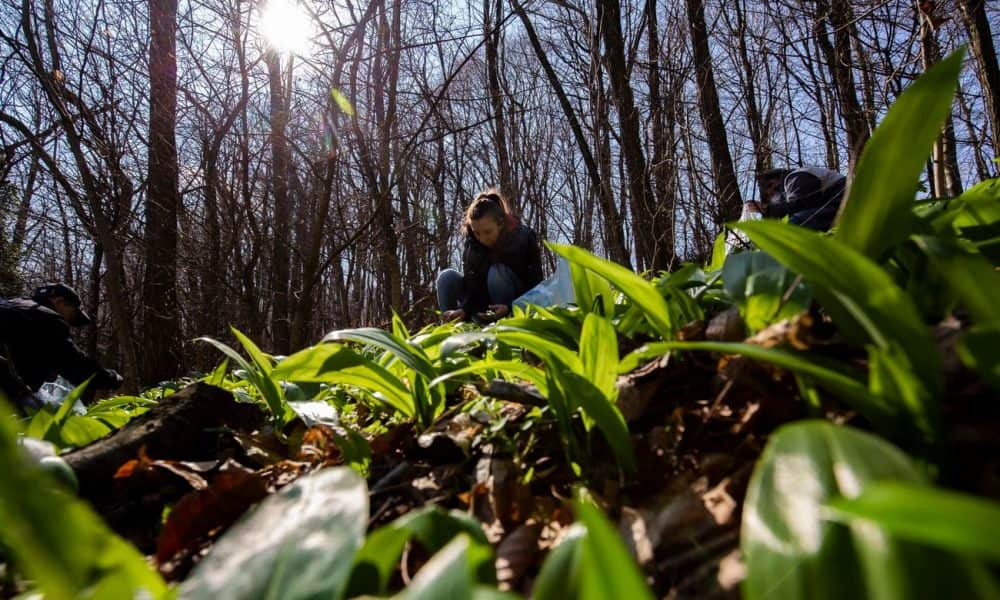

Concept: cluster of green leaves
[[178, 465, 651, 600], [24, 377, 156, 451], [0, 397, 168, 599]]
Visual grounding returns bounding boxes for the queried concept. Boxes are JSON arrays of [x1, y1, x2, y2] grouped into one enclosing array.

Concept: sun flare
[[260, 0, 312, 56]]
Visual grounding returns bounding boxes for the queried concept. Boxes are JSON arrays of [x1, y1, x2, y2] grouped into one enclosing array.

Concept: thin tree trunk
[[485, 0, 512, 198], [813, 0, 869, 172], [598, 0, 661, 271], [510, 0, 631, 268], [685, 0, 743, 225], [143, 0, 181, 383], [266, 50, 292, 353], [645, 0, 675, 268], [957, 0, 1000, 168], [919, 8, 963, 196]]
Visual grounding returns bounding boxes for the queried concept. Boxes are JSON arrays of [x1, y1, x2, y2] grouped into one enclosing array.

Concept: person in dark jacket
[[747, 166, 847, 232], [437, 189, 543, 322], [0, 283, 122, 414]]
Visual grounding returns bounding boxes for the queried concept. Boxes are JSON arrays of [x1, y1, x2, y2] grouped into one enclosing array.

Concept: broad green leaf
[[580, 314, 618, 400], [707, 230, 728, 272], [736, 220, 942, 396], [577, 502, 654, 600], [232, 326, 274, 374], [439, 331, 497, 361], [324, 327, 435, 379], [275, 344, 414, 417], [742, 420, 998, 600], [206, 358, 229, 386], [429, 359, 549, 397], [550, 242, 676, 339], [867, 344, 941, 446], [496, 330, 583, 373], [401, 534, 496, 600], [836, 48, 965, 259], [347, 506, 490, 596], [722, 250, 811, 331], [570, 260, 616, 317], [826, 481, 1000, 563], [912, 235, 1000, 327], [0, 401, 167, 600], [57, 416, 112, 448], [391, 310, 410, 340], [180, 467, 367, 600], [558, 371, 635, 474], [533, 524, 585, 600], [496, 316, 580, 348], [198, 335, 287, 420]]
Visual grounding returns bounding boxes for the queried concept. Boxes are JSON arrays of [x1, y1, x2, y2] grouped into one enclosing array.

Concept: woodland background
[[0, 0, 997, 390]]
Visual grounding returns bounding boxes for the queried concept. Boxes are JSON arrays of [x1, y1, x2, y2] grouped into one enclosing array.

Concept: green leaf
[[496, 330, 583, 373], [912, 235, 1000, 327], [576, 502, 654, 600], [324, 327, 436, 379], [428, 359, 549, 397], [826, 481, 1000, 562], [0, 401, 167, 600], [549, 242, 676, 339], [742, 420, 998, 600], [232, 327, 275, 375], [533, 524, 585, 600], [558, 371, 635, 475], [180, 467, 367, 600], [347, 506, 490, 597], [57, 416, 112, 448], [736, 219, 942, 396], [867, 344, 941, 446], [401, 535, 496, 600], [570, 260, 616, 317], [722, 250, 810, 331], [707, 230, 728, 272], [206, 358, 229, 386], [836, 48, 965, 259], [579, 314, 618, 401], [275, 344, 414, 418], [198, 334, 288, 421]]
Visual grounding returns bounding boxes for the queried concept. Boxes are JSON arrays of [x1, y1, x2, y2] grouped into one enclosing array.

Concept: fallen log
[[64, 382, 264, 504]]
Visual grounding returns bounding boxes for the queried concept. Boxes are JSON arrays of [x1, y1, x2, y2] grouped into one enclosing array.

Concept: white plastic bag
[[725, 204, 762, 255], [36, 376, 86, 415], [513, 257, 576, 310]]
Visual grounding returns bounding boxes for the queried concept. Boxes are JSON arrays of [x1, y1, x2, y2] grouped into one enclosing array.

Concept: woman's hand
[[488, 304, 509, 318], [442, 309, 465, 322]]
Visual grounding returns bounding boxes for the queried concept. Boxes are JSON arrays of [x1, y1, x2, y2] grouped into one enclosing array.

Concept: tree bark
[[511, 0, 631, 268], [266, 50, 292, 353], [957, 0, 1000, 171], [813, 0, 869, 172], [484, 0, 513, 199], [645, 0, 676, 269], [685, 0, 743, 225], [143, 0, 181, 383]]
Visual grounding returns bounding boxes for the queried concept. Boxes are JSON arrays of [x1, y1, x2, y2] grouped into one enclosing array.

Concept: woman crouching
[[437, 188, 543, 322]]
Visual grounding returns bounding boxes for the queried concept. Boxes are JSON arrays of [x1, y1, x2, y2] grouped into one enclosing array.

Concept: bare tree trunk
[[645, 0, 675, 268], [957, 0, 1000, 169], [729, 0, 772, 201], [813, 0, 869, 172], [484, 0, 513, 198], [143, 0, 181, 383], [598, 0, 662, 271], [685, 0, 743, 225], [266, 50, 292, 353], [919, 7, 962, 196]]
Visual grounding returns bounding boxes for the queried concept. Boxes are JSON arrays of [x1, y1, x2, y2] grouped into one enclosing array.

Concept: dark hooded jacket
[[461, 217, 543, 315], [0, 298, 121, 402]]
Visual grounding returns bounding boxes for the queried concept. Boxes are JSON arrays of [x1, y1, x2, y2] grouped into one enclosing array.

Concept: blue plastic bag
[[513, 257, 576, 309]]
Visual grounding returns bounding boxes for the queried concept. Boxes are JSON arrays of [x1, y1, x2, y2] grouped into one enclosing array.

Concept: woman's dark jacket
[[461, 220, 543, 315]]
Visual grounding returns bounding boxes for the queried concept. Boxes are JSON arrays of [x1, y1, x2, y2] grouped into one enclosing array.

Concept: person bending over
[[0, 283, 123, 414], [746, 166, 846, 232], [437, 189, 543, 323]]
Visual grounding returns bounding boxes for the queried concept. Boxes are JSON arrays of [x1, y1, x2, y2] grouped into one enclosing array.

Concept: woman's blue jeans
[[436, 265, 523, 311]]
